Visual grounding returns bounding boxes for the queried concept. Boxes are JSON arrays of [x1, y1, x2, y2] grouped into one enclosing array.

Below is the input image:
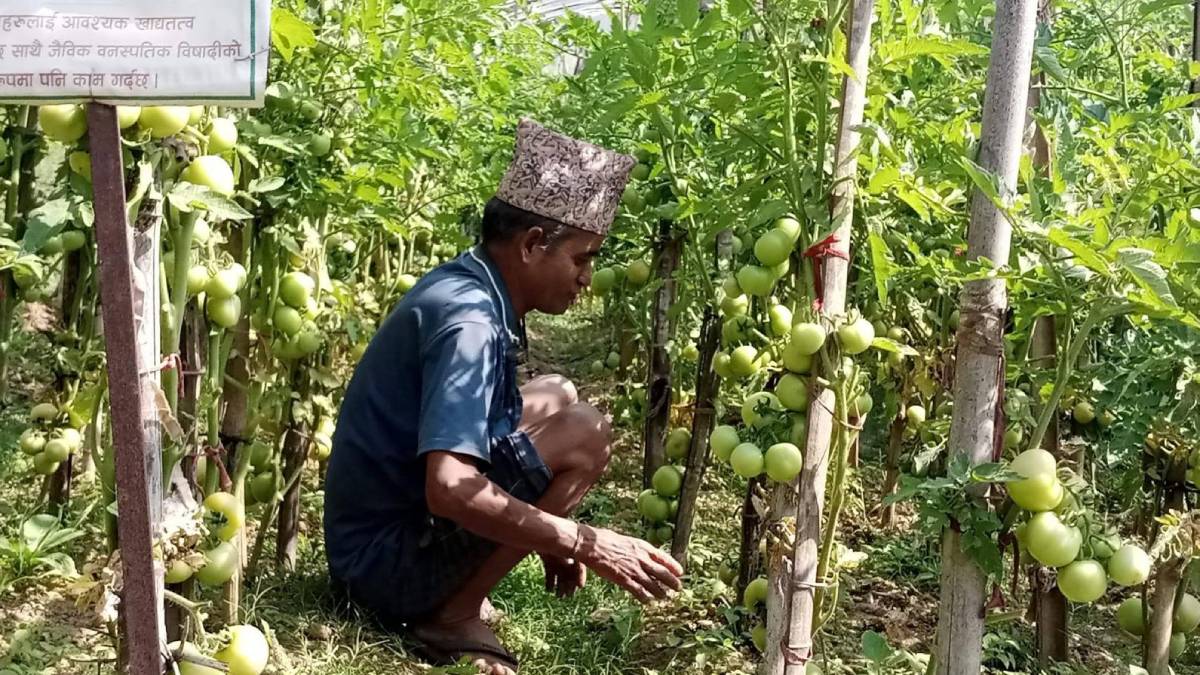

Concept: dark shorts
[[339, 431, 552, 628]]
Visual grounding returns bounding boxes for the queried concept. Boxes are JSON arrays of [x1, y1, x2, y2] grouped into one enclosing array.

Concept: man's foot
[[411, 616, 517, 675]]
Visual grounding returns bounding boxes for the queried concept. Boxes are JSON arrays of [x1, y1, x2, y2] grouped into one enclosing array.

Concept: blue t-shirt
[[323, 248, 523, 585]]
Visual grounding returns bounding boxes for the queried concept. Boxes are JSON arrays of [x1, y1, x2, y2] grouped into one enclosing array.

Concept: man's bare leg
[[414, 386, 610, 674]]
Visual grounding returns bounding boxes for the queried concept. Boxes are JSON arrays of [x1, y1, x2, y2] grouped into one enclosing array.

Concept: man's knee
[[562, 402, 611, 473], [543, 374, 578, 408]]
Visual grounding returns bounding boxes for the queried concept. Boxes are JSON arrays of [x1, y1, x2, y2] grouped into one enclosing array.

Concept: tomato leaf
[[271, 8, 317, 62], [678, 0, 700, 28], [167, 184, 252, 221], [861, 630, 893, 663], [21, 199, 72, 253], [1116, 248, 1176, 308], [867, 229, 898, 305], [1047, 228, 1111, 276]]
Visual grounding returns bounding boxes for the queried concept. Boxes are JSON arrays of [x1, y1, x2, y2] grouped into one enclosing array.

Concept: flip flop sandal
[[409, 628, 520, 672]]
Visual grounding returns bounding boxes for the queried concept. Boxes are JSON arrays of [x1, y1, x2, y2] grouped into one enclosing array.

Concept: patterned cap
[[496, 118, 637, 235]]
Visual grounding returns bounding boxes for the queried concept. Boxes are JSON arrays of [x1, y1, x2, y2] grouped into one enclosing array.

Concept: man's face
[[521, 227, 604, 315]]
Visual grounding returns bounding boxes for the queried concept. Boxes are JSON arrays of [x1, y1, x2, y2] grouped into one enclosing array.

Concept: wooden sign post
[[0, 3, 270, 672], [87, 101, 165, 674]]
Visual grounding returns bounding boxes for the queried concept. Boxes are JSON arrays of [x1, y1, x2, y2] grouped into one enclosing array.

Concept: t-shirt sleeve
[[415, 319, 499, 464]]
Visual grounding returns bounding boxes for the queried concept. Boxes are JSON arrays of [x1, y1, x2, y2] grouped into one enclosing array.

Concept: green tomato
[[1024, 512, 1081, 567], [722, 316, 753, 344], [652, 465, 683, 498], [19, 429, 46, 455], [250, 472, 276, 504], [712, 352, 733, 379], [1072, 401, 1095, 425], [773, 216, 801, 242], [741, 392, 783, 428], [768, 304, 792, 337], [60, 230, 87, 252], [204, 491, 245, 541], [188, 106, 205, 125], [1108, 545, 1151, 587], [789, 415, 809, 446], [182, 156, 236, 196], [735, 265, 774, 297], [164, 559, 194, 585], [627, 260, 652, 286], [837, 317, 875, 355], [297, 326, 323, 355], [397, 273, 418, 294], [591, 268, 615, 294], [605, 351, 620, 369], [1170, 632, 1185, 660], [906, 405, 927, 426], [1174, 593, 1200, 634], [637, 489, 670, 522], [308, 132, 332, 157], [279, 271, 315, 308], [781, 342, 813, 374], [848, 392, 873, 418], [206, 296, 242, 329], [631, 163, 651, 181], [55, 428, 82, 452], [721, 293, 750, 317], [139, 106, 191, 138], [186, 265, 210, 296], [1056, 560, 1107, 603], [709, 425, 740, 462], [195, 541, 239, 586], [775, 374, 809, 412], [789, 323, 826, 356], [42, 438, 71, 463], [273, 306, 302, 335], [214, 624, 270, 675], [38, 105, 87, 143], [299, 100, 323, 121], [743, 576, 768, 609], [730, 443, 764, 478], [30, 398, 57, 420], [764, 442, 803, 482], [729, 345, 759, 378], [32, 452, 60, 475], [208, 118, 239, 154], [68, 151, 93, 181], [1007, 449, 1063, 512], [751, 623, 766, 652], [681, 344, 700, 362], [753, 229, 792, 266], [116, 106, 142, 130], [665, 428, 691, 461], [1116, 597, 1145, 636]]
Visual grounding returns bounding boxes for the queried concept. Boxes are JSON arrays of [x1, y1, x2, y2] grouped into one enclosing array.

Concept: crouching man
[[324, 119, 683, 674]]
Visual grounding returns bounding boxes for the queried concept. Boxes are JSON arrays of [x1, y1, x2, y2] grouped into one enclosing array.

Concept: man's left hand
[[541, 554, 587, 598]]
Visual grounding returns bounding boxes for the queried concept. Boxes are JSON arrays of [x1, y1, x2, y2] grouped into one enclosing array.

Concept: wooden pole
[[934, 0, 1038, 672], [642, 219, 681, 488], [86, 103, 164, 675], [670, 230, 732, 567], [766, 1, 874, 671]]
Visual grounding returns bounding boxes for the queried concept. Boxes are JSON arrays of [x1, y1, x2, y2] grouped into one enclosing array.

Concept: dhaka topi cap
[[496, 118, 637, 235]]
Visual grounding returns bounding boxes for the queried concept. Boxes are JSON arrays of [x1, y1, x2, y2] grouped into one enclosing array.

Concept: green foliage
[[887, 456, 1016, 580]]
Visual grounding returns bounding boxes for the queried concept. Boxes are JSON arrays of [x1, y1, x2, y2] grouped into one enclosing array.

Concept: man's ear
[[518, 226, 546, 262]]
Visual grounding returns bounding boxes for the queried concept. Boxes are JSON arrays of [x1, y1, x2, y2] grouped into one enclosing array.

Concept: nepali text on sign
[[0, 0, 270, 106]]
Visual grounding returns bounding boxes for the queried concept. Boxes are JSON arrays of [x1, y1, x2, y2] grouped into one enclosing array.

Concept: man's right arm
[[425, 451, 682, 602]]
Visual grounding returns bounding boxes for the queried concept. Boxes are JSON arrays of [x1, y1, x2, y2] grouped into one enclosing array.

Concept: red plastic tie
[[803, 233, 850, 311]]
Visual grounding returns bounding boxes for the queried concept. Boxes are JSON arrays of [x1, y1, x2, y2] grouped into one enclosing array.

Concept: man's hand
[[573, 525, 683, 603], [541, 554, 587, 598]]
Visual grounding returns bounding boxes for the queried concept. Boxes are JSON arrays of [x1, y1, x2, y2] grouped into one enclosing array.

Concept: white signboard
[[0, 1, 270, 106]]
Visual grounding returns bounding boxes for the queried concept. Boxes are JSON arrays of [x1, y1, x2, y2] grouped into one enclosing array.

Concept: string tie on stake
[[803, 233, 850, 311]]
